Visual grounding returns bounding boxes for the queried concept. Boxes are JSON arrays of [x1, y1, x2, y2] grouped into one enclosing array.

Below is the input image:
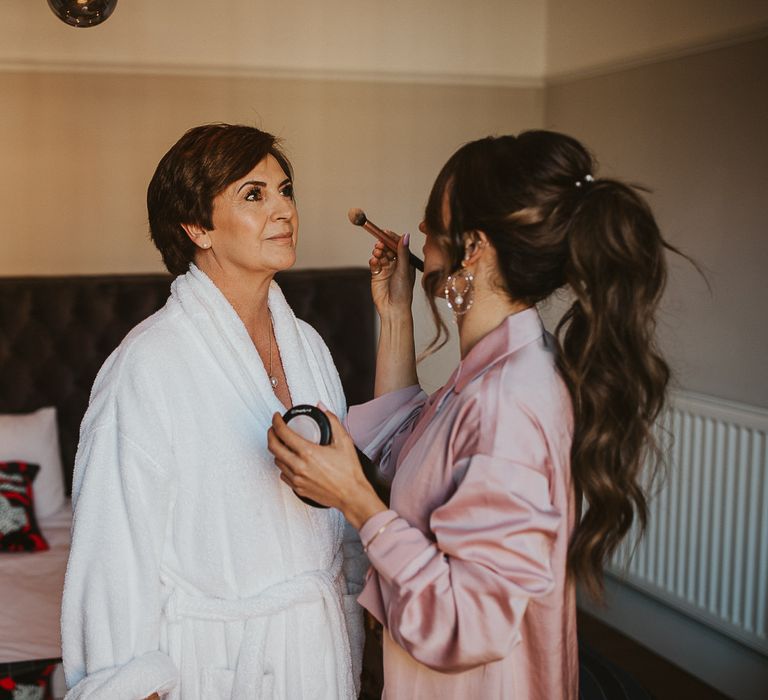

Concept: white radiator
[[609, 391, 768, 656]]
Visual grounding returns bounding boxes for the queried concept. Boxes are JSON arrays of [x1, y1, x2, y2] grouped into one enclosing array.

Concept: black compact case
[[282, 405, 332, 508], [282, 404, 390, 509]]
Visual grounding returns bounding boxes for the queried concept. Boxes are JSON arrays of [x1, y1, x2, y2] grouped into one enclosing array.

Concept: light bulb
[[47, 0, 118, 28]]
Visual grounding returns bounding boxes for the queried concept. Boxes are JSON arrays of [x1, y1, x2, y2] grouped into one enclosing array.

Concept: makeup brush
[[347, 208, 424, 271]]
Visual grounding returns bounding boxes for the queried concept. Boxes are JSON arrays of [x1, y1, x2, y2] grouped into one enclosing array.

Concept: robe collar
[[452, 307, 545, 394], [169, 264, 336, 428]]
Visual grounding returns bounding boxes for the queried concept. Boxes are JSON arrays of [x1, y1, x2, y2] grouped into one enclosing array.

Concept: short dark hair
[[147, 123, 293, 275]]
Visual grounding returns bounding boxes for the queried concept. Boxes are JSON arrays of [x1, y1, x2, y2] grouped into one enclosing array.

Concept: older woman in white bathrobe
[[61, 124, 366, 700]]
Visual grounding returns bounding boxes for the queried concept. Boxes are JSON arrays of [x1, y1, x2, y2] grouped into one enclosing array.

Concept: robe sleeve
[[61, 353, 179, 699], [346, 385, 427, 482], [357, 398, 562, 673]]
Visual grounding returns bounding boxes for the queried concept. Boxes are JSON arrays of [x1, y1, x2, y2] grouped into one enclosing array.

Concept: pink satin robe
[[347, 308, 578, 699]]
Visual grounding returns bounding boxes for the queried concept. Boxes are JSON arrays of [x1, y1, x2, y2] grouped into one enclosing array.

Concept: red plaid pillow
[[0, 462, 49, 552], [0, 661, 56, 699]]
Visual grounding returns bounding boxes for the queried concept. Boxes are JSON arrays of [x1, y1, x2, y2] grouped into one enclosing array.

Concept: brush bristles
[[348, 208, 367, 226]]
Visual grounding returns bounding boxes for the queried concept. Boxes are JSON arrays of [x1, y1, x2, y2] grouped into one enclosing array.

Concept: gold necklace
[[268, 313, 279, 389]]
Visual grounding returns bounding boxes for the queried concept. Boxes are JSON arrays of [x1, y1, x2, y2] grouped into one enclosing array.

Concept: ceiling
[[2, 1, 767, 84]]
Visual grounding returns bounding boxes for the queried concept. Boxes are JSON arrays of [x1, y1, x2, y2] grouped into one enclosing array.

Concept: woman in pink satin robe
[[269, 131, 675, 698]]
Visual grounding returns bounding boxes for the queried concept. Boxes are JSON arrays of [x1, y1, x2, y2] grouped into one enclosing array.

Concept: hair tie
[[574, 174, 594, 188]]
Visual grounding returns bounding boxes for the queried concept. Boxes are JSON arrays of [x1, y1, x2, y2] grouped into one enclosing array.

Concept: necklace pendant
[[270, 376, 279, 388]]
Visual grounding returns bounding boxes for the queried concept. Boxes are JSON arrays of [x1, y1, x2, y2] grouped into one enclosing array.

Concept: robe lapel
[[267, 281, 332, 410], [170, 266, 330, 428]]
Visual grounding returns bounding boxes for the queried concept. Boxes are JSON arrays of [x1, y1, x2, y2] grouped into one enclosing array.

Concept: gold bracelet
[[363, 516, 398, 553]]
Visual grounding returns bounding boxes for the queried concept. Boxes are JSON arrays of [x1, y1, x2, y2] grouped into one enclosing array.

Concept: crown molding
[[0, 58, 544, 89], [2, 24, 765, 89], [545, 24, 768, 85]]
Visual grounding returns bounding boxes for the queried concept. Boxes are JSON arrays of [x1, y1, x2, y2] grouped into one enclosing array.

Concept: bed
[[0, 269, 378, 699]]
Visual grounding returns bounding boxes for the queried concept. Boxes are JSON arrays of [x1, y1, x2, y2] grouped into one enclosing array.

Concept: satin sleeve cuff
[[359, 509, 400, 550], [358, 510, 436, 589]]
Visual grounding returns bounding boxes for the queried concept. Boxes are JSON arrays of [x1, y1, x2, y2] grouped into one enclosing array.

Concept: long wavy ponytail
[[553, 178, 674, 598], [421, 131, 684, 597]]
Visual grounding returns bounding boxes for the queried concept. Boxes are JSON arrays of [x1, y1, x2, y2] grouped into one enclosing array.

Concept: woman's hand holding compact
[[268, 406, 388, 529]]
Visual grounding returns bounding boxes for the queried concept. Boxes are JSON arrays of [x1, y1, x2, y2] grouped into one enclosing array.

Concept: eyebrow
[[237, 177, 291, 193]]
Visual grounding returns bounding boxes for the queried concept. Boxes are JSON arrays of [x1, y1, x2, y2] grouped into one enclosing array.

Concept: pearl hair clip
[[574, 174, 595, 188]]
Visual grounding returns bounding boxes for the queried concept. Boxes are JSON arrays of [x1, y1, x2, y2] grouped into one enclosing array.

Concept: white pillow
[[0, 406, 66, 519]]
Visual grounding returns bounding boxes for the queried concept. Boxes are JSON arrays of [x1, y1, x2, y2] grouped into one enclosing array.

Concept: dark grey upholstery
[[0, 268, 376, 493]]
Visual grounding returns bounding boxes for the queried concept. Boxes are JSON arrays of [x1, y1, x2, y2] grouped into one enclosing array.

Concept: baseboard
[[578, 578, 768, 700]]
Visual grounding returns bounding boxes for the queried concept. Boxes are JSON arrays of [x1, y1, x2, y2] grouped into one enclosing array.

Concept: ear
[[463, 230, 490, 266], [181, 222, 211, 249]]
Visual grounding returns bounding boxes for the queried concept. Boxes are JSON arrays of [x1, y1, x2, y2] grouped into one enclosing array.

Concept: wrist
[[379, 308, 413, 325], [343, 474, 387, 530]]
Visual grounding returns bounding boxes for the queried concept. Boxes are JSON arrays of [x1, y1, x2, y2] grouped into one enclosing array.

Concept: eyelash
[[244, 184, 294, 202], [244, 186, 262, 202]]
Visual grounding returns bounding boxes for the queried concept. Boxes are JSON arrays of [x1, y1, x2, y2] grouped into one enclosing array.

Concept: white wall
[[546, 35, 768, 410], [0, 68, 542, 392], [547, 0, 768, 77]]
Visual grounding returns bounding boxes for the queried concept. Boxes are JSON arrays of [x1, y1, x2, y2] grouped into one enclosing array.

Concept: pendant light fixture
[[47, 0, 118, 28]]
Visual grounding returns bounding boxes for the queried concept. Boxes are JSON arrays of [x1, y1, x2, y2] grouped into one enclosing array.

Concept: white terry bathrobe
[[61, 265, 366, 700]]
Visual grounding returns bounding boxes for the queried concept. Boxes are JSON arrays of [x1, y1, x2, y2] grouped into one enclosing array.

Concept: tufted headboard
[[0, 268, 376, 493]]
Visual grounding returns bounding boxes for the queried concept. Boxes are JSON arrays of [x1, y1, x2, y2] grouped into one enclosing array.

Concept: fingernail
[[317, 401, 329, 411], [403, 233, 410, 247]]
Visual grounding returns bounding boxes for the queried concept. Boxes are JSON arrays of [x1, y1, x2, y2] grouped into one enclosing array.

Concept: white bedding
[[0, 499, 71, 663]]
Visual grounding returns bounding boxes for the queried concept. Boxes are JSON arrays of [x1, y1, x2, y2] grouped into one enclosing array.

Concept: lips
[[267, 231, 293, 240]]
